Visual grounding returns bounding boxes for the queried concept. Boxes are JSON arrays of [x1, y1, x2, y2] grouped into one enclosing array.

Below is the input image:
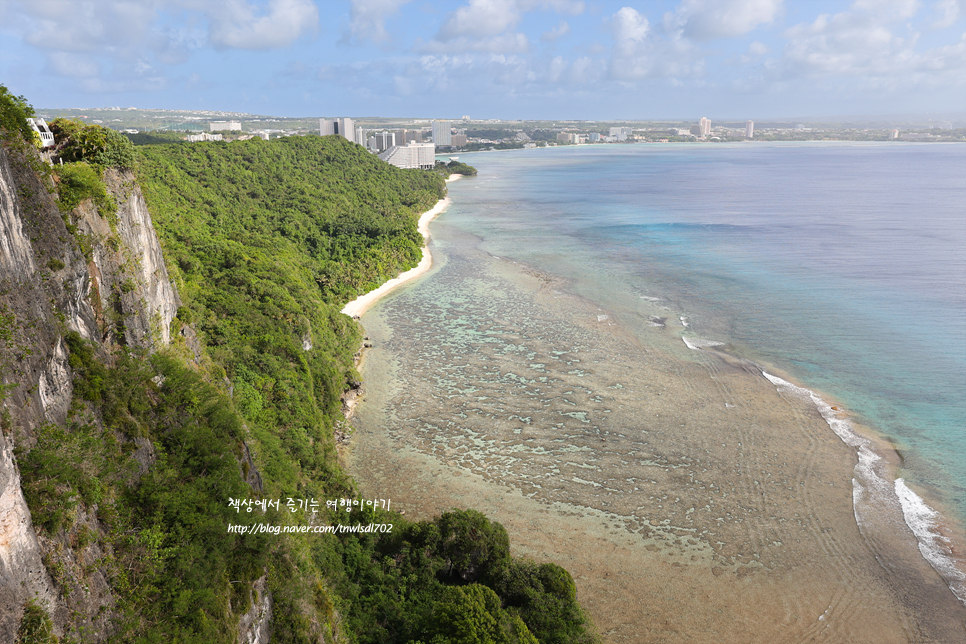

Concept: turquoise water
[[446, 142, 966, 539]]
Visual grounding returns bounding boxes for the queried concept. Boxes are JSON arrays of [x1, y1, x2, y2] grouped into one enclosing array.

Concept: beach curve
[[340, 175, 460, 318]]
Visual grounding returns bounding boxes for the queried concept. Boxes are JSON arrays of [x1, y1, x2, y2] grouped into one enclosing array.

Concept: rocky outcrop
[[0, 430, 60, 640], [0, 140, 266, 643], [73, 168, 180, 350], [237, 574, 272, 644], [0, 144, 87, 642], [0, 142, 183, 641], [0, 151, 37, 280]]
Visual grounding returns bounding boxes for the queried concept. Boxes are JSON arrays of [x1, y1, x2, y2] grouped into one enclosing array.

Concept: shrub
[[50, 118, 136, 168], [54, 162, 116, 219], [0, 84, 35, 142], [16, 600, 58, 644]]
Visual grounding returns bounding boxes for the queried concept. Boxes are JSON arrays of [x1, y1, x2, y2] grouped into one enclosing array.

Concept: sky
[[1, 0, 964, 120]]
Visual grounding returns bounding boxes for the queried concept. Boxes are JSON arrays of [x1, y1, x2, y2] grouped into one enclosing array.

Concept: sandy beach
[[340, 176, 460, 318], [347, 209, 966, 643]]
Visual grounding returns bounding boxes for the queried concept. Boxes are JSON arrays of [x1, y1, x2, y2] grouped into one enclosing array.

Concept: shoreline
[[346, 170, 966, 640], [340, 175, 460, 319], [349, 242, 966, 641]]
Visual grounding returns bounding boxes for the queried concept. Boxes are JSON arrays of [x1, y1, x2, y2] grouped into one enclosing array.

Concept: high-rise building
[[337, 117, 355, 143], [371, 131, 396, 152], [699, 117, 711, 137], [745, 120, 754, 138], [432, 120, 452, 146], [399, 129, 422, 144], [319, 118, 357, 144], [378, 142, 436, 169]]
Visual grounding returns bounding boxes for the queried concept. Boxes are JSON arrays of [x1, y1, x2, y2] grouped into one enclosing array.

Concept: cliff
[[0, 128, 594, 644], [0, 142, 182, 641]]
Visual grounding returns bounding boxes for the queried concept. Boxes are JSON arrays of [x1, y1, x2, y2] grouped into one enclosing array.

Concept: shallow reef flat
[[349, 217, 966, 643]]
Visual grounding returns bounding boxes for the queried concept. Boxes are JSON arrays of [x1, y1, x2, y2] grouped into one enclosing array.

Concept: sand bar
[[340, 184, 456, 319]]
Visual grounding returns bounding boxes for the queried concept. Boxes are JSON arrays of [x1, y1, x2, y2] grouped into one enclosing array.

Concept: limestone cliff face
[[0, 143, 269, 643], [0, 145, 85, 640], [73, 169, 180, 349], [0, 144, 183, 641]]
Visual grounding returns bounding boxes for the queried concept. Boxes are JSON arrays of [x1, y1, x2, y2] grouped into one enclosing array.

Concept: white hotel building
[[378, 142, 436, 170]]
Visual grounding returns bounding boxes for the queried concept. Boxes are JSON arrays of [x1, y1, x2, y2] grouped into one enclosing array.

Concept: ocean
[[349, 142, 966, 642]]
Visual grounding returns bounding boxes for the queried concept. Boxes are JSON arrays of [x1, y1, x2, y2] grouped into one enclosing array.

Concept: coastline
[[348, 236, 966, 642], [340, 175, 460, 319], [346, 153, 966, 641]]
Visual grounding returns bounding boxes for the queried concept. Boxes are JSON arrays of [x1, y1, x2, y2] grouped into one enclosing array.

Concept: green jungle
[[1, 86, 598, 644]]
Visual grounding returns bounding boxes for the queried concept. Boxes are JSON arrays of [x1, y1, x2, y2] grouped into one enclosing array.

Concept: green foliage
[[49, 118, 136, 168], [493, 562, 590, 644], [434, 160, 477, 177], [435, 509, 511, 584], [53, 162, 117, 220], [525, 130, 558, 142], [64, 331, 107, 402], [124, 131, 192, 146], [18, 338, 269, 643], [465, 129, 519, 140], [136, 135, 444, 303], [0, 84, 35, 142], [315, 508, 597, 644], [135, 136, 444, 498], [445, 160, 477, 176], [9, 119, 596, 643], [16, 600, 59, 644], [427, 584, 538, 644]]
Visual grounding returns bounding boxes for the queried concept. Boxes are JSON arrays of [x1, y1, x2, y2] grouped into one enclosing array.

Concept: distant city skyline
[[1, 1, 964, 120]]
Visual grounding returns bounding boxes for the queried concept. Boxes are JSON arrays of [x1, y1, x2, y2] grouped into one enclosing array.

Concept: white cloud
[[45, 51, 100, 78], [207, 0, 318, 50], [0, 0, 320, 92], [547, 54, 566, 80], [605, 6, 702, 80], [609, 6, 650, 57], [347, 0, 412, 44], [15, 1, 156, 53], [428, 0, 584, 53], [2, 0, 319, 55], [932, 0, 966, 27], [777, 1, 966, 92], [665, 0, 783, 40], [748, 40, 769, 56], [438, 0, 524, 39], [421, 32, 531, 53], [541, 20, 571, 41], [852, 0, 920, 20]]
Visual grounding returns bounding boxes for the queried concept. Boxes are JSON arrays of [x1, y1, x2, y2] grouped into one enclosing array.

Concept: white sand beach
[[340, 182, 456, 318]]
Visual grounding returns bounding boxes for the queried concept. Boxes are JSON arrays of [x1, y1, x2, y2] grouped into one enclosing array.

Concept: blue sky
[[1, 0, 964, 119]]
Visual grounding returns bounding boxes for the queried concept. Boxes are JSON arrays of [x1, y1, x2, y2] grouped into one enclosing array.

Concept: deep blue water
[[445, 142, 966, 523]]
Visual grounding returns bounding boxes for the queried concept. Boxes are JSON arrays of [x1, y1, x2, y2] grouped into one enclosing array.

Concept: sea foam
[[762, 371, 966, 607], [681, 336, 724, 351], [895, 478, 966, 603]]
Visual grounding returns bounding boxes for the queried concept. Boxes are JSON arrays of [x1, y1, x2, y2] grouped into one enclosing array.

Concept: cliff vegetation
[[0, 87, 595, 644]]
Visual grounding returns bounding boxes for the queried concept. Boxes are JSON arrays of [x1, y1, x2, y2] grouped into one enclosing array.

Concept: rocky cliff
[[0, 142, 184, 641]]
